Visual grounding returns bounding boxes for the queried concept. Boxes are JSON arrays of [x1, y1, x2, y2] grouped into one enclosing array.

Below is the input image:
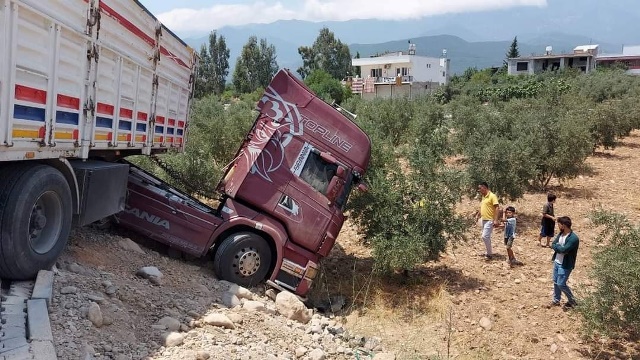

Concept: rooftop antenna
[[408, 40, 416, 55]]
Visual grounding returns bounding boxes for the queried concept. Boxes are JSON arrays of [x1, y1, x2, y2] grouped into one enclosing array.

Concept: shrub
[[130, 95, 256, 197], [348, 99, 466, 272], [579, 210, 640, 338]]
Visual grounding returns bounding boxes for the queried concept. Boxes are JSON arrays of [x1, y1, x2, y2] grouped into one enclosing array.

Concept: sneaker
[[510, 259, 524, 266], [545, 301, 561, 309], [563, 300, 578, 309]]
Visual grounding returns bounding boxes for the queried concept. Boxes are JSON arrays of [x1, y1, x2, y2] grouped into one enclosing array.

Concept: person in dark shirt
[[538, 193, 557, 247]]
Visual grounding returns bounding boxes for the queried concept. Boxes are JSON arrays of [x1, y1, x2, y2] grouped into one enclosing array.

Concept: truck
[[0, 0, 371, 298]]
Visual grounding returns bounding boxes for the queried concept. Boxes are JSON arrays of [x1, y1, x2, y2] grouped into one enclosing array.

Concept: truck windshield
[[299, 152, 337, 196]]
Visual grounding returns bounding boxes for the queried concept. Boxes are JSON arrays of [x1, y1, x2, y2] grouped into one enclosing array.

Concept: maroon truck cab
[[117, 70, 371, 297]]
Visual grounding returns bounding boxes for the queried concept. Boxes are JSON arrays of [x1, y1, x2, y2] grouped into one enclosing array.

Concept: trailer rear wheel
[[213, 231, 272, 288], [0, 164, 72, 279]]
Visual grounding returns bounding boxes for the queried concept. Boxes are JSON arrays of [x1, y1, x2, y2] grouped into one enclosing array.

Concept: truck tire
[[213, 231, 272, 288], [0, 163, 72, 279]]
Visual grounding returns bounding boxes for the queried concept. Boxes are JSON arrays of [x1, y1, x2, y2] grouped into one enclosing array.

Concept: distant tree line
[[193, 27, 354, 102]]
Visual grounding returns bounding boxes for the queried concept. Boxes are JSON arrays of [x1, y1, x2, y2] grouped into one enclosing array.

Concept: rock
[[136, 266, 163, 279], [295, 346, 308, 357], [105, 285, 118, 296], [162, 332, 184, 347], [118, 238, 146, 255], [81, 342, 96, 360], [102, 315, 113, 326], [243, 300, 266, 312], [315, 295, 347, 313], [87, 302, 103, 328], [308, 324, 323, 334], [87, 294, 105, 303], [229, 284, 254, 300], [265, 288, 278, 301], [187, 310, 201, 318], [227, 313, 243, 325], [202, 313, 235, 329], [373, 353, 397, 360], [196, 351, 211, 360], [550, 343, 558, 353], [60, 286, 78, 294], [308, 348, 325, 360], [364, 337, 381, 351], [67, 262, 86, 274], [222, 292, 241, 308], [275, 291, 312, 324], [479, 317, 493, 331], [157, 316, 181, 332]]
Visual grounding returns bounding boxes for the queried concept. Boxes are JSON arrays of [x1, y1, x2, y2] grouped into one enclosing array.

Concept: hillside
[[187, 32, 616, 76]]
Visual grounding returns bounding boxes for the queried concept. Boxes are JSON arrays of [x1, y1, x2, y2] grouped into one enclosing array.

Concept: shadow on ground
[[308, 242, 486, 320]]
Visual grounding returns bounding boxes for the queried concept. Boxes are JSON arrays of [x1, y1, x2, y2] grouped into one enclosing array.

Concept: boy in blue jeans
[[502, 206, 523, 267]]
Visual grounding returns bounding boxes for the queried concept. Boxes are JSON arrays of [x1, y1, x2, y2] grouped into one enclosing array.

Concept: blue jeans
[[552, 262, 575, 303]]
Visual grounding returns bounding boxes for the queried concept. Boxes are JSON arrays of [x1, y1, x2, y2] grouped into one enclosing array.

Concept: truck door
[[278, 148, 343, 252]]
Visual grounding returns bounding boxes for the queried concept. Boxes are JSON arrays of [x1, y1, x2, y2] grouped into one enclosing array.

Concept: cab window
[[299, 152, 337, 196]]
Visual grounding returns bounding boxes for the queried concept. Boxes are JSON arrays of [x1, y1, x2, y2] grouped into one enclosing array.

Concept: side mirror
[[357, 183, 369, 193]]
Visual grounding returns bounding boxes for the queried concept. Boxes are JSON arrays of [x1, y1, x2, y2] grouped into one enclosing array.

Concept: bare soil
[[324, 131, 640, 359]]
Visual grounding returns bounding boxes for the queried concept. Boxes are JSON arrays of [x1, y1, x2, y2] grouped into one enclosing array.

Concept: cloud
[[157, 0, 547, 32]]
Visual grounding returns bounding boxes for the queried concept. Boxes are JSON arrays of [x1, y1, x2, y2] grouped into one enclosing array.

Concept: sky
[[138, 0, 548, 36]]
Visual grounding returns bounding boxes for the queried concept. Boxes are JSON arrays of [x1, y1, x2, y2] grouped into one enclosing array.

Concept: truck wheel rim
[[235, 248, 261, 277], [28, 191, 63, 254]]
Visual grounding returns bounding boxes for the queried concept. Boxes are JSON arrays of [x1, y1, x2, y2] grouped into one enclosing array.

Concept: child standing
[[503, 206, 522, 266], [538, 193, 557, 247]]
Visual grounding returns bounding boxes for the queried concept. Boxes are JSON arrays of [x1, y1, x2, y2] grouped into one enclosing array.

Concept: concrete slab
[[8, 283, 33, 299], [31, 272, 53, 308], [2, 346, 33, 359], [0, 297, 26, 306], [30, 341, 57, 360], [1, 304, 26, 316], [26, 300, 52, 342], [2, 348, 33, 360], [1, 315, 26, 328], [0, 327, 27, 341], [0, 338, 29, 354]]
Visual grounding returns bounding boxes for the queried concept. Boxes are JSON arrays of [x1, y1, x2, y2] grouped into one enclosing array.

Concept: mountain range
[[182, 0, 638, 75]]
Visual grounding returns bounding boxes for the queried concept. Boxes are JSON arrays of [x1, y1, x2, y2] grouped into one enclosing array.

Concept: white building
[[507, 45, 599, 76], [350, 44, 450, 99], [596, 45, 640, 75]]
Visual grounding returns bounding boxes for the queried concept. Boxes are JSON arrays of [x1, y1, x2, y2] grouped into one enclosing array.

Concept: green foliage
[[135, 96, 256, 196], [194, 31, 230, 98], [579, 210, 640, 338], [297, 27, 353, 80], [450, 94, 593, 197], [348, 98, 466, 272], [504, 36, 519, 65], [304, 69, 351, 104], [233, 36, 279, 94]]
